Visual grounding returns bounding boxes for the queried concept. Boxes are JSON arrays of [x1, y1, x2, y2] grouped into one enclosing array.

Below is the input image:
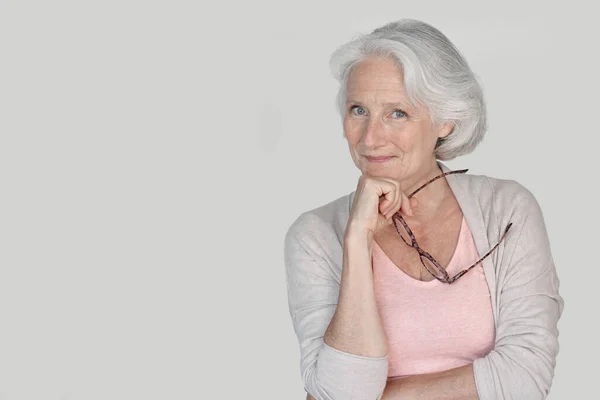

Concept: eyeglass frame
[[390, 169, 512, 284]]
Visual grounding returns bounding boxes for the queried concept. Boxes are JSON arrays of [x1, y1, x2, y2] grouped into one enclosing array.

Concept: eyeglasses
[[391, 169, 512, 284]]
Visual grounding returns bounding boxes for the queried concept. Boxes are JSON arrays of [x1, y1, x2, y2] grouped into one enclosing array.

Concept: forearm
[[382, 364, 479, 400], [323, 231, 388, 358]]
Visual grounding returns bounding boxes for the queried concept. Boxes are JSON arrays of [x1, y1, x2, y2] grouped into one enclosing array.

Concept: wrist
[[344, 228, 373, 247]]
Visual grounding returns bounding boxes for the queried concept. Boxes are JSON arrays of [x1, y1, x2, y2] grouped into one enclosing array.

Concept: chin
[[364, 168, 396, 179]]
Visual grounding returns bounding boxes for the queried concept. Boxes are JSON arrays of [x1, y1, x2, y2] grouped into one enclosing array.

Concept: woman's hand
[[346, 174, 413, 240]]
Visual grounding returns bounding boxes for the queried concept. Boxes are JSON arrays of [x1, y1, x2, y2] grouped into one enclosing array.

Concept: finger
[[390, 180, 401, 216], [377, 188, 393, 213], [380, 180, 399, 217], [379, 178, 402, 218], [399, 191, 414, 216], [388, 189, 406, 218], [378, 196, 391, 217], [384, 190, 399, 219], [375, 180, 396, 215]]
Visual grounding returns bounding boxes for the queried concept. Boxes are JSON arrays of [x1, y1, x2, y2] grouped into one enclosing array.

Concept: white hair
[[330, 19, 487, 160]]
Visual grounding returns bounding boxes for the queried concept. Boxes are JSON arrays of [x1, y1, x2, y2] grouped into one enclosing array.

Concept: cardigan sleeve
[[283, 213, 388, 400], [473, 186, 564, 400]]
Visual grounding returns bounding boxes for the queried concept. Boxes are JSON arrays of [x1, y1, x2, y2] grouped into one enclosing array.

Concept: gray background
[[1, 0, 597, 398]]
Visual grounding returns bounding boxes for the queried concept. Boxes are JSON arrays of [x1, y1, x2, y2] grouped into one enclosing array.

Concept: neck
[[401, 161, 449, 220]]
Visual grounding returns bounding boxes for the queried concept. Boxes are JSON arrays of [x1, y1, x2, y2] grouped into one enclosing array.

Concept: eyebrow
[[346, 99, 412, 109]]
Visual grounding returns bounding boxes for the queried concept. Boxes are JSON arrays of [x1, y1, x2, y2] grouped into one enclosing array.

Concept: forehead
[[346, 57, 408, 103]]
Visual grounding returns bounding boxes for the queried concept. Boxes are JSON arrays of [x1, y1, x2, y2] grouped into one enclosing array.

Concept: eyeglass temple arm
[[408, 169, 469, 198], [451, 222, 513, 280]]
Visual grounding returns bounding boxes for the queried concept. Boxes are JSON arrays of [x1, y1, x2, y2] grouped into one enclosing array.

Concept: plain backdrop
[[0, 0, 598, 399]]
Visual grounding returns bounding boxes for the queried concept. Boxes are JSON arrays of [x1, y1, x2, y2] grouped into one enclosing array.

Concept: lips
[[365, 155, 395, 162]]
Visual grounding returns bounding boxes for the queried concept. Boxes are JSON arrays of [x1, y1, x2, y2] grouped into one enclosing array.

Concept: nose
[[362, 117, 387, 148]]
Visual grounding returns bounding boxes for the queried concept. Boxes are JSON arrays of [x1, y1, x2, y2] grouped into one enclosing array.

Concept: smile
[[365, 156, 395, 163]]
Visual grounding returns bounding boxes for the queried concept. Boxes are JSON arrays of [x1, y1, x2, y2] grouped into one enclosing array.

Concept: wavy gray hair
[[330, 19, 486, 161]]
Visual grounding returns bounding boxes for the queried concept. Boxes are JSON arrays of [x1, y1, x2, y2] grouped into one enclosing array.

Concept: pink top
[[372, 216, 495, 378]]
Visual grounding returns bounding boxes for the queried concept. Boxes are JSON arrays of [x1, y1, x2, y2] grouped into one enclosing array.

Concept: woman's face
[[343, 57, 452, 184]]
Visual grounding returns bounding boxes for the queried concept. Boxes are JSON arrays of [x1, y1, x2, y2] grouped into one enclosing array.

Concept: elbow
[[474, 345, 557, 400], [302, 342, 388, 400], [303, 365, 387, 400]]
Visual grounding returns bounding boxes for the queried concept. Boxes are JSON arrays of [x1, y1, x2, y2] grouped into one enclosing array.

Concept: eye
[[391, 109, 407, 118], [349, 105, 367, 116]]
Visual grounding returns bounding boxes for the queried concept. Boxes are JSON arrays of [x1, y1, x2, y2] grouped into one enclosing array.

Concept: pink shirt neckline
[[373, 216, 467, 287]]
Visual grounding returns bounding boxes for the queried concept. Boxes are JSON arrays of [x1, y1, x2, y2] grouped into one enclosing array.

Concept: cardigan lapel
[[438, 161, 498, 317]]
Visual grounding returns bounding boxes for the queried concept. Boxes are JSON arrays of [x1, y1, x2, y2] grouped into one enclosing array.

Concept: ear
[[438, 121, 454, 139]]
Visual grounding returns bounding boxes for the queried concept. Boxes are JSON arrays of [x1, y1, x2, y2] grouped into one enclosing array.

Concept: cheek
[[394, 124, 431, 149], [343, 119, 362, 144], [389, 128, 413, 149]]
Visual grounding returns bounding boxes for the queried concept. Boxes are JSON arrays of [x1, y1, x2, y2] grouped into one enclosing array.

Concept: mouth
[[365, 155, 395, 163]]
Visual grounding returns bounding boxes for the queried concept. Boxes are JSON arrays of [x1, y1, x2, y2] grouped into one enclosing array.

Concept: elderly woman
[[283, 19, 563, 400]]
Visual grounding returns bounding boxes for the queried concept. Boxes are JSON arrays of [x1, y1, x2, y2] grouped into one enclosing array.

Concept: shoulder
[[461, 172, 542, 217], [459, 172, 532, 199], [284, 192, 353, 252]]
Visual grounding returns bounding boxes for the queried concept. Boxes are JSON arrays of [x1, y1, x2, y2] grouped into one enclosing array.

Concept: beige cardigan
[[284, 162, 564, 400]]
